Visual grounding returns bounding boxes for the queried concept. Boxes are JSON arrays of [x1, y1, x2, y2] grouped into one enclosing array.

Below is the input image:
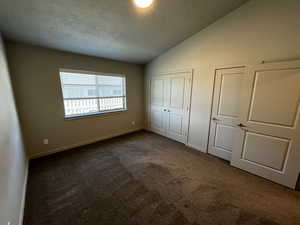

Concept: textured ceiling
[[0, 0, 249, 63]]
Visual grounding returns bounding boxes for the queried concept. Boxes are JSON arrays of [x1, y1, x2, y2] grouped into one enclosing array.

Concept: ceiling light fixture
[[133, 0, 154, 8]]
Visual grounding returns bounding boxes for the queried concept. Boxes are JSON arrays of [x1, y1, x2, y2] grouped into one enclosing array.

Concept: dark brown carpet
[[24, 131, 300, 225]]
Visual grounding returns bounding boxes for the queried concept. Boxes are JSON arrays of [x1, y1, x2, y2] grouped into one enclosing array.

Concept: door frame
[[147, 69, 193, 145]]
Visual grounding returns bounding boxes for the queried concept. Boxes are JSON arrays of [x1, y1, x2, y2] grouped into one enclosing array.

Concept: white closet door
[[231, 61, 300, 188], [208, 68, 244, 161], [165, 73, 192, 144], [149, 72, 192, 144], [149, 77, 167, 136]]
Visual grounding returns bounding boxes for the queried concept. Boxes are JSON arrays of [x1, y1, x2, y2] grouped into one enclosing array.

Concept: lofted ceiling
[[0, 0, 249, 64]]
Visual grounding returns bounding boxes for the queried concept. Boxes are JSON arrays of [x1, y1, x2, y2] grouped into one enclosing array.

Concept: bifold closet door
[[231, 61, 300, 188], [208, 68, 244, 161], [149, 72, 192, 144]]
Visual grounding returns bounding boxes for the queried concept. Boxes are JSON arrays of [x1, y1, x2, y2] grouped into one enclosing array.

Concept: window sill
[[64, 109, 128, 120]]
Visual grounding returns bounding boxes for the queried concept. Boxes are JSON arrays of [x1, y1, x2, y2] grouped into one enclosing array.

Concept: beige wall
[[146, 0, 300, 152], [0, 35, 28, 225], [6, 41, 145, 158]]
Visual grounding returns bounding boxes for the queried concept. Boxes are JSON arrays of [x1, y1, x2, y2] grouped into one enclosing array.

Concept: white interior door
[[231, 61, 300, 188], [149, 77, 167, 136], [165, 73, 192, 144], [208, 68, 244, 161]]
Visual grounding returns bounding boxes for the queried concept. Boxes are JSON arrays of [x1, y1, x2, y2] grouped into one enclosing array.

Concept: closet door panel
[[166, 73, 192, 144], [149, 78, 167, 135]]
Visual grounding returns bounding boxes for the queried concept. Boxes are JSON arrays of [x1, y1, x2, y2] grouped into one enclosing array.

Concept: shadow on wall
[[296, 174, 300, 192]]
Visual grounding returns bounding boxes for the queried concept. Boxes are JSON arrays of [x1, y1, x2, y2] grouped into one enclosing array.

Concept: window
[[59, 70, 126, 118]]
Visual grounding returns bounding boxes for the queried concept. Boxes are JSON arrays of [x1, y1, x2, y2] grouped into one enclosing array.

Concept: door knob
[[212, 117, 220, 121], [238, 123, 246, 128]]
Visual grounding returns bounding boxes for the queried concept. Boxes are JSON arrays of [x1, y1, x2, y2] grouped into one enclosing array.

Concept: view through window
[[60, 70, 126, 117]]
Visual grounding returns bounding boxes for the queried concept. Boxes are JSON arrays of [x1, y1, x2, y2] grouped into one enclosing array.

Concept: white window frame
[[59, 69, 127, 119]]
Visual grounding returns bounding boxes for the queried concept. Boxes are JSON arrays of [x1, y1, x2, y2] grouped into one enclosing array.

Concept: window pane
[[61, 72, 97, 99], [97, 76, 124, 97], [61, 72, 96, 85], [99, 97, 124, 111], [62, 85, 97, 98], [64, 99, 99, 116]]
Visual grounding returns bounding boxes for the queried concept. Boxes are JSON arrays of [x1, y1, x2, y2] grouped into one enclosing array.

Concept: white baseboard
[[146, 128, 166, 137], [29, 127, 143, 159], [186, 143, 207, 153], [147, 129, 203, 150], [19, 159, 29, 225]]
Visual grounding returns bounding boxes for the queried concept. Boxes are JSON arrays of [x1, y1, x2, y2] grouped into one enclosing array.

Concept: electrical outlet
[[131, 121, 136, 126], [43, 139, 49, 145]]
